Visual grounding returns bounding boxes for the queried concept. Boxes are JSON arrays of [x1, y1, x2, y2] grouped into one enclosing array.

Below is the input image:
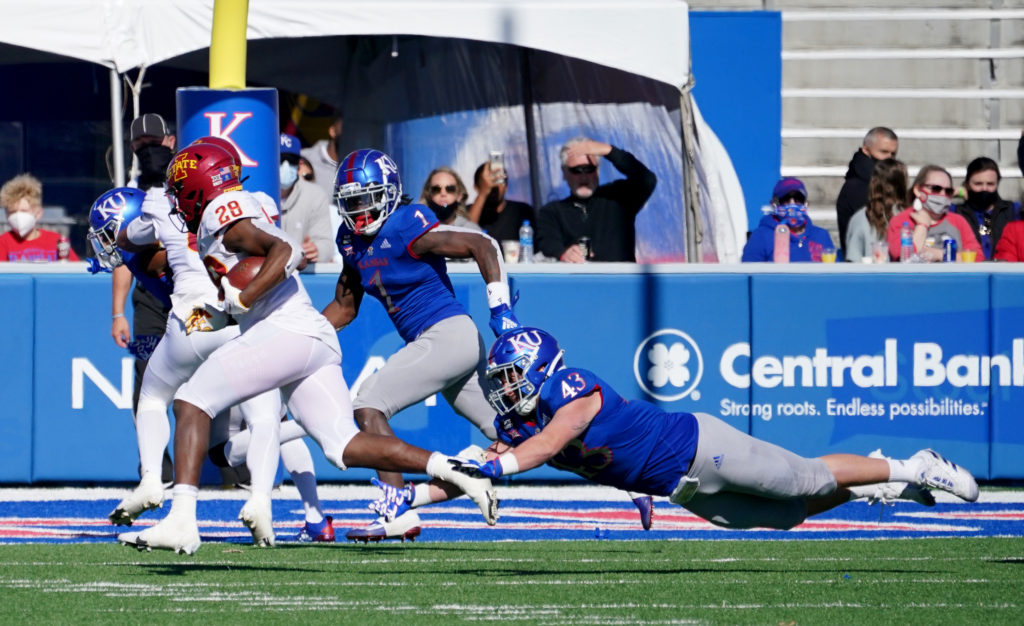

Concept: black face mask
[[427, 198, 457, 223], [135, 144, 173, 189], [966, 189, 999, 211]]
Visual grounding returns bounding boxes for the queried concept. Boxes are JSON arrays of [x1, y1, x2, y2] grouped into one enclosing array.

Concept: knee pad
[[136, 397, 168, 415]]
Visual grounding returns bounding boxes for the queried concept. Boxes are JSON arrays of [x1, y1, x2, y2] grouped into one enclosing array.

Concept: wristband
[[112, 313, 125, 320], [486, 281, 511, 309], [497, 452, 520, 475]]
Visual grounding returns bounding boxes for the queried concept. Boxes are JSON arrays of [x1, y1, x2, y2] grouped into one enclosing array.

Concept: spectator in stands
[[0, 173, 79, 262], [535, 138, 656, 263], [844, 158, 907, 262], [419, 167, 481, 231], [953, 157, 1018, 260], [886, 165, 981, 262], [466, 159, 534, 244], [300, 115, 343, 198], [836, 127, 899, 258], [279, 133, 336, 264], [742, 177, 833, 262]]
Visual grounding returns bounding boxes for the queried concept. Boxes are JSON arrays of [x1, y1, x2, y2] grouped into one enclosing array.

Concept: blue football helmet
[[486, 327, 565, 416], [333, 149, 402, 236], [87, 187, 148, 268]]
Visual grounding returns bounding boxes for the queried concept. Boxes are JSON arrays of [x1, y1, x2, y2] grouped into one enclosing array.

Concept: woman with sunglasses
[[953, 157, 1017, 260], [886, 165, 981, 262], [418, 167, 481, 231]]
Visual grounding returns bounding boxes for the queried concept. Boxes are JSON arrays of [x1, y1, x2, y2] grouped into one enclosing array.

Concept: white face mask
[[7, 211, 36, 238], [280, 161, 298, 189]]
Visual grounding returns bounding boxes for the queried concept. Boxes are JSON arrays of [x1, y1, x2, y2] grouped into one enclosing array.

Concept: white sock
[[411, 483, 436, 508], [281, 439, 323, 524], [846, 484, 877, 500], [169, 484, 199, 519], [135, 401, 171, 477], [887, 458, 918, 483], [246, 421, 281, 496]]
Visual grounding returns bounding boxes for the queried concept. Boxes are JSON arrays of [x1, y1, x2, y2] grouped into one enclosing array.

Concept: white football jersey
[[197, 189, 338, 351], [124, 186, 219, 321]]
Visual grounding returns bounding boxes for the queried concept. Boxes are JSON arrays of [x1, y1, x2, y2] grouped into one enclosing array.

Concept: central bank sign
[[635, 329, 1024, 397]]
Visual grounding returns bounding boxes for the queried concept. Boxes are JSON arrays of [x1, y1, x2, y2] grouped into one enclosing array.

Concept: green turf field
[[0, 538, 1021, 624]]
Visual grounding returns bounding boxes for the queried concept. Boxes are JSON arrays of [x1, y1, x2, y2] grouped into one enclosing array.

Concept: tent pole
[[110, 68, 125, 187], [680, 92, 700, 262], [519, 49, 542, 213]]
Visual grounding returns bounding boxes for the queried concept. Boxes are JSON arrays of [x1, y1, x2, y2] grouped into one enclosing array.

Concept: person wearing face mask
[[467, 158, 534, 244], [278, 133, 336, 264], [835, 127, 899, 259], [741, 177, 834, 262], [0, 173, 80, 262], [418, 167, 482, 231], [535, 138, 656, 263], [886, 165, 981, 263], [953, 157, 1018, 260]]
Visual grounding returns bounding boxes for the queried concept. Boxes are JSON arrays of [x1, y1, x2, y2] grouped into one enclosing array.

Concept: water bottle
[[518, 220, 534, 263], [57, 236, 70, 262], [899, 221, 913, 263]]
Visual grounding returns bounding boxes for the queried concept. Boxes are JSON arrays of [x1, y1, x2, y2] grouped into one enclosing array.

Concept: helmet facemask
[[485, 347, 564, 416], [86, 218, 124, 268], [336, 181, 398, 236]]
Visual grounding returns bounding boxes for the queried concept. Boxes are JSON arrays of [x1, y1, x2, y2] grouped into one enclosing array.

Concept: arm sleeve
[[886, 216, 903, 261], [604, 146, 657, 213], [994, 224, 1021, 262], [844, 215, 866, 262], [124, 215, 158, 245], [740, 230, 770, 262]]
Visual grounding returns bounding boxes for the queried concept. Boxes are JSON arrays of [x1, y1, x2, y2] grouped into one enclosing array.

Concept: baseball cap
[[280, 133, 302, 157], [130, 113, 169, 142], [772, 177, 807, 202]]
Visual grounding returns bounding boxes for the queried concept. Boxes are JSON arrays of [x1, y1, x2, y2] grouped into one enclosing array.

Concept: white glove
[[220, 280, 250, 316], [183, 304, 228, 335]]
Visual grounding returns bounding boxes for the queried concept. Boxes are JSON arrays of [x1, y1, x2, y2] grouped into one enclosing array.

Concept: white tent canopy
[[0, 0, 746, 262]]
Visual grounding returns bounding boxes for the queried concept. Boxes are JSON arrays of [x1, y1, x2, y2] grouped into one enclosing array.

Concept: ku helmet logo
[[633, 329, 704, 402], [375, 154, 398, 179], [507, 329, 543, 354], [96, 190, 128, 220]]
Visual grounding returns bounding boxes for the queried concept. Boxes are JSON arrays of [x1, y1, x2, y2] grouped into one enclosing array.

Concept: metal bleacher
[[689, 0, 1024, 242]]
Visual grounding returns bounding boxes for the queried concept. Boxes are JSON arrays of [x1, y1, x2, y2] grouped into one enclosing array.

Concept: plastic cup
[[961, 249, 977, 263], [872, 241, 888, 264], [501, 240, 520, 264], [821, 247, 837, 263]]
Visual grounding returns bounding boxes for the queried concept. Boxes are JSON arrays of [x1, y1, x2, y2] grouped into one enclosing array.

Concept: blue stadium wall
[[1, 267, 1022, 485]]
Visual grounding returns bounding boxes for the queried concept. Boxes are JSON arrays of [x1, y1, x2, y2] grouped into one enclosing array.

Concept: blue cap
[[772, 177, 807, 202], [280, 133, 301, 156]]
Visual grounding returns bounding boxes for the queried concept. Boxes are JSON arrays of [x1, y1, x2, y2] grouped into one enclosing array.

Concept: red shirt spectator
[[1, 173, 79, 262]]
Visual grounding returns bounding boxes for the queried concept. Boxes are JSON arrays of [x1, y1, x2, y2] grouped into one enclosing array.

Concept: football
[[225, 256, 265, 290]]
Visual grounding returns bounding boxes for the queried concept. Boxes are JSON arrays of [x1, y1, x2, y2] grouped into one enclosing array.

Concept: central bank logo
[[633, 329, 703, 401]]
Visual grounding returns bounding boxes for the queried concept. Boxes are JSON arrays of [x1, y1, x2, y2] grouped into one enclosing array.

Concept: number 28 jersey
[[336, 203, 466, 342], [197, 190, 338, 349], [495, 367, 699, 496]]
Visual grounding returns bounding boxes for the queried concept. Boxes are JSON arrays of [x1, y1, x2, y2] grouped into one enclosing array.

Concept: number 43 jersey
[[197, 190, 338, 349], [336, 203, 466, 342], [527, 367, 699, 496]]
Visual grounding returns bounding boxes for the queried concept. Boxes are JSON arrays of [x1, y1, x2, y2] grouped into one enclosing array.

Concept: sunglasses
[[430, 184, 458, 195], [567, 164, 597, 175], [920, 183, 955, 196]]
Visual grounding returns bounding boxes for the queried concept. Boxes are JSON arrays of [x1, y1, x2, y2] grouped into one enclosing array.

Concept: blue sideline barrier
[[2, 263, 1023, 484]]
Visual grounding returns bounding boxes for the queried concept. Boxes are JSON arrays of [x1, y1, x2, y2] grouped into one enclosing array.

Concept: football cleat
[[118, 513, 201, 555], [632, 495, 654, 530], [109, 472, 165, 526], [911, 448, 979, 502], [238, 494, 275, 547], [345, 511, 421, 543], [369, 478, 414, 522], [852, 449, 935, 507], [294, 516, 336, 543]]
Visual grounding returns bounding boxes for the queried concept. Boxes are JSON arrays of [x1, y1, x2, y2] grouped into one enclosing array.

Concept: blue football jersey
[[123, 253, 173, 308], [495, 367, 699, 496], [336, 203, 467, 342]]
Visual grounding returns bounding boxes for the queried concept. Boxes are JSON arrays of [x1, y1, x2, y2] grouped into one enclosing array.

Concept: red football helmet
[[190, 135, 242, 168], [166, 143, 242, 233]]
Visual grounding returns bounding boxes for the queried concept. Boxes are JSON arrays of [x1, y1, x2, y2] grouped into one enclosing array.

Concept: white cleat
[[345, 511, 422, 543], [852, 449, 936, 506], [238, 493, 275, 547], [109, 473, 166, 526], [118, 514, 201, 555], [910, 448, 980, 502], [428, 453, 499, 525]]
